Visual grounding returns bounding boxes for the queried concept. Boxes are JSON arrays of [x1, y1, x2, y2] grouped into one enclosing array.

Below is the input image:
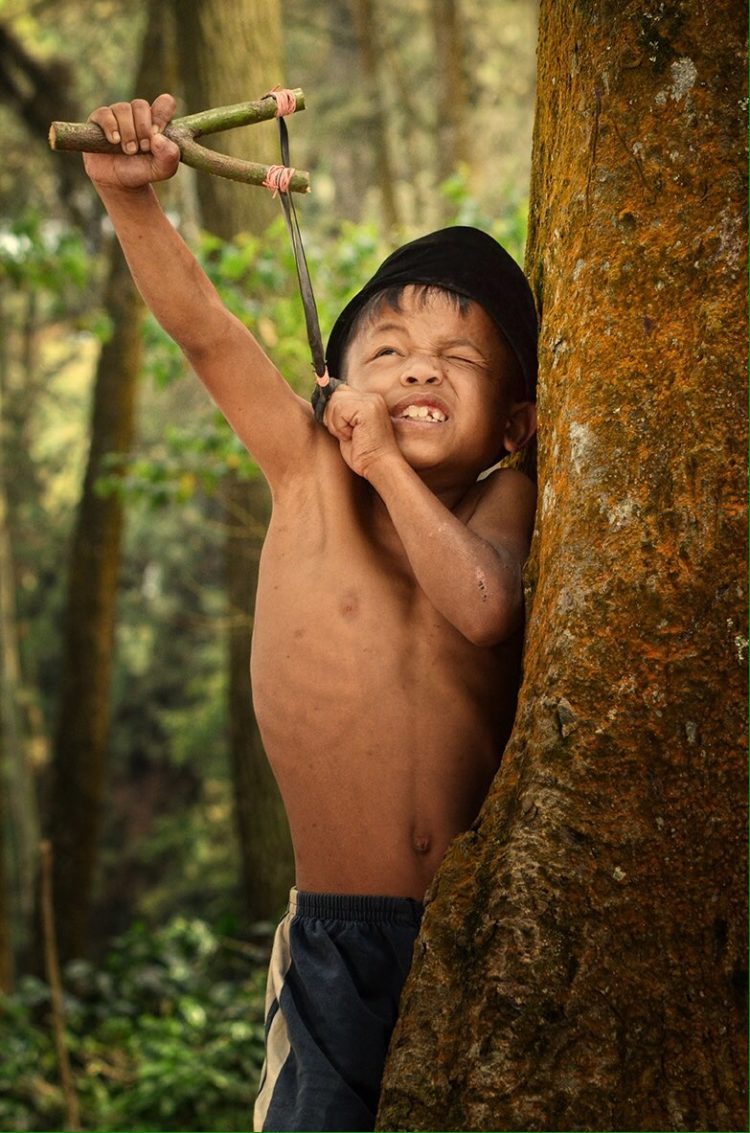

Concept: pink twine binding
[[267, 86, 297, 117], [262, 164, 295, 195], [315, 368, 331, 387]]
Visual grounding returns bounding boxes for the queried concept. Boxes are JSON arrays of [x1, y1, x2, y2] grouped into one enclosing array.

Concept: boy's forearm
[[94, 183, 227, 352], [367, 457, 523, 646]]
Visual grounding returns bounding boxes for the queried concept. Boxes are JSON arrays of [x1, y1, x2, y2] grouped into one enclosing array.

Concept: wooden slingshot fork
[[49, 85, 333, 406], [48, 88, 310, 194]]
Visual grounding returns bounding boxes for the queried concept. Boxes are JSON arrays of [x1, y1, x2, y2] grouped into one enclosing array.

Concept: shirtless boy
[[83, 93, 538, 1132]]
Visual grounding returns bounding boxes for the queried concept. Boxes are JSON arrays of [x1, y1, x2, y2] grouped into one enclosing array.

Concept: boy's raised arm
[[84, 94, 314, 486]]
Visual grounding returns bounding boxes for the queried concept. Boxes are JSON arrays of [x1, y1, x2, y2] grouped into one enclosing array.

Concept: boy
[[83, 93, 538, 1132]]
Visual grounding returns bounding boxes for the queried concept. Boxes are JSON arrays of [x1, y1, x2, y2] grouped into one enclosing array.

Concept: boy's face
[[342, 287, 535, 478]]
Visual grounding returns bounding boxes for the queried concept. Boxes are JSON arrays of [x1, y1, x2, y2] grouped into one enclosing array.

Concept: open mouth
[[390, 396, 450, 424]]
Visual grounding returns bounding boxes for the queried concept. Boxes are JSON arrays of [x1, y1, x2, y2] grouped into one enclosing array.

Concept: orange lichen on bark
[[378, 2, 747, 1131]]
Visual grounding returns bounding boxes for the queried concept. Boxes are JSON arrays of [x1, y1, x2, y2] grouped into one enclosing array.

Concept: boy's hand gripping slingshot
[[49, 87, 342, 423]]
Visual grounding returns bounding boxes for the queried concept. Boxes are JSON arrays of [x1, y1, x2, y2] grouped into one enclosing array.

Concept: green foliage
[[96, 423, 259, 507], [0, 208, 92, 305], [439, 166, 529, 265], [0, 918, 270, 1132]]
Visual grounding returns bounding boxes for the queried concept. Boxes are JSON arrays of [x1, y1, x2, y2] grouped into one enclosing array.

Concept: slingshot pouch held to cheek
[[311, 370, 346, 424], [265, 91, 344, 425]]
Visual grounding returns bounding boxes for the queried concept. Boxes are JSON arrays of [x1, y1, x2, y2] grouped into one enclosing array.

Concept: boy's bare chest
[[250, 477, 515, 717], [250, 474, 521, 804], [256, 489, 421, 640]]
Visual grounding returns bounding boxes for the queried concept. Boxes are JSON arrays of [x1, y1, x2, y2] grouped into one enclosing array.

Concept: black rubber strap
[[275, 116, 325, 374], [273, 117, 348, 423], [272, 115, 345, 422], [311, 373, 346, 423]]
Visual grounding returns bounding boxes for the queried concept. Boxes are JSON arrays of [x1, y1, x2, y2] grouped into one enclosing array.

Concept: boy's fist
[[324, 386, 400, 480], [83, 94, 180, 190]]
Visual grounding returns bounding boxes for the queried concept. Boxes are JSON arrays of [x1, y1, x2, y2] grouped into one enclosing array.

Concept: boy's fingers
[[110, 100, 138, 154], [150, 131, 181, 174], [327, 403, 356, 440], [322, 400, 342, 434], [88, 106, 121, 145], [131, 98, 153, 150], [150, 92, 177, 134]]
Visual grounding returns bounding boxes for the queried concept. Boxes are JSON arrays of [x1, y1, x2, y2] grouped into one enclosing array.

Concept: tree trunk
[[322, 0, 371, 223], [0, 467, 14, 989], [0, 309, 9, 986], [175, 0, 285, 237], [0, 22, 91, 232], [430, 0, 470, 186], [176, 0, 295, 924], [0, 738, 11, 991], [349, 0, 401, 233], [45, 0, 174, 965], [46, 249, 142, 966], [0, 453, 33, 986], [378, 3, 747, 1131]]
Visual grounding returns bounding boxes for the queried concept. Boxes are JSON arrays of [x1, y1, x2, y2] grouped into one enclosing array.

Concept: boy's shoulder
[[475, 464, 537, 505], [462, 465, 537, 558]]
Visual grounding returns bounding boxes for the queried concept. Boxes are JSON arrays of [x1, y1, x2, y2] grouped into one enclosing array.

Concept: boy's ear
[[502, 401, 537, 453]]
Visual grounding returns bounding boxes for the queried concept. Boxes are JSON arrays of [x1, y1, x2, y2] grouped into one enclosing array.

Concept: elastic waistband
[[288, 887, 423, 928]]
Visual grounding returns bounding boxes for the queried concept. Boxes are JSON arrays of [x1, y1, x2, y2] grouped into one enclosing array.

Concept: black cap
[[325, 226, 538, 400]]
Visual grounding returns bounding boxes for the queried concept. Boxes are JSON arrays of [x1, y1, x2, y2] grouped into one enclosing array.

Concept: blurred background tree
[[0, 1, 537, 1127], [174, 0, 296, 927], [45, 0, 178, 974]]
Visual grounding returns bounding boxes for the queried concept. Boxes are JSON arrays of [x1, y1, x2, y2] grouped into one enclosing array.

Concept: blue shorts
[[253, 887, 424, 1132]]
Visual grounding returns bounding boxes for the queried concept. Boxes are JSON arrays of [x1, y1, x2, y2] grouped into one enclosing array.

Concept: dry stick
[[49, 89, 310, 194], [39, 839, 81, 1133]]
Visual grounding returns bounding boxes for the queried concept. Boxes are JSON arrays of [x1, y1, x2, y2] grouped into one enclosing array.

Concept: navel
[[412, 833, 432, 855]]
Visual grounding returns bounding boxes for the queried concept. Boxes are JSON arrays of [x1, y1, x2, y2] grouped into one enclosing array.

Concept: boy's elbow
[[462, 588, 524, 648], [463, 618, 518, 649]]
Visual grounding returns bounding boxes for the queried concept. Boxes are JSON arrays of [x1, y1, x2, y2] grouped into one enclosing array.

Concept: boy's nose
[[401, 354, 443, 385]]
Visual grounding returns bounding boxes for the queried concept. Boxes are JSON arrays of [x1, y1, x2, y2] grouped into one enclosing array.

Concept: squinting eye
[[449, 355, 477, 365], [374, 347, 397, 358]]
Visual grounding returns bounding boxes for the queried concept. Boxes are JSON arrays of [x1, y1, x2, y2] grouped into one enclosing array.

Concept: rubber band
[[267, 87, 297, 118], [262, 164, 295, 195], [265, 97, 330, 407], [311, 373, 345, 423]]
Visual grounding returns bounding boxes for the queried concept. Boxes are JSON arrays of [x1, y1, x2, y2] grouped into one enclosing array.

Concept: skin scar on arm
[[475, 567, 490, 601]]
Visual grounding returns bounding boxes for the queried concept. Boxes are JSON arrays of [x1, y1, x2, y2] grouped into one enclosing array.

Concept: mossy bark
[[377, 2, 747, 1130]]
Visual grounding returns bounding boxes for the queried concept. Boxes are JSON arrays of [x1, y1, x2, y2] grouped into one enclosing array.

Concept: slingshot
[[49, 87, 343, 421]]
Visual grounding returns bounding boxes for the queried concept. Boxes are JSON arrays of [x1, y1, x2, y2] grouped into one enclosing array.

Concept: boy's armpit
[[466, 468, 538, 570]]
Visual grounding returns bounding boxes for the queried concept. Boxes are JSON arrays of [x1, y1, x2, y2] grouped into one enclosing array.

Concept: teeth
[[399, 404, 446, 421]]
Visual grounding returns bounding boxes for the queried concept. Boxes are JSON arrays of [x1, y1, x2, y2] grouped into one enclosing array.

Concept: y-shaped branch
[[48, 89, 310, 194]]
